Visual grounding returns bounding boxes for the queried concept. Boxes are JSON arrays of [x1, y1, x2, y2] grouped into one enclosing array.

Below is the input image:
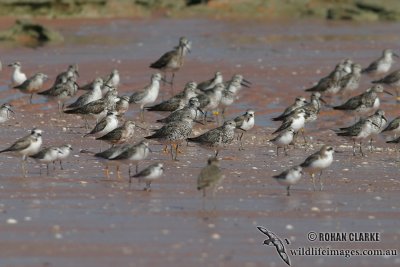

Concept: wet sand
[[0, 18, 399, 267]]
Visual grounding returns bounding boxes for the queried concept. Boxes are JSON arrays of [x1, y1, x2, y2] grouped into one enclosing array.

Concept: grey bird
[[234, 109, 255, 150], [362, 49, 399, 76], [372, 69, 400, 101], [187, 120, 236, 157], [272, 97, 308, 121], [94, 144, 131, 179], [197, 71, 223, 91], [367, 109, 387, 151], [96, 120, 137, 146], [30, 147, 63, 175], [197, 157, 225, 198], [382, 116, 400, 137], [115, 95, 130, 116], [305, 66, 341, 96], [8, 61, 27, 86], [53, 64, 79, 86], [197, 83, 225, 122], [273, 166, 303, 196], [339, 63, 362, 96], [66, 77, 103, 110], [156, 97, 202, 124], [0, 103, 14, 124], [131, 162, 164, 191], [14, 72, 48, 103], [84, 110, 119, 138], [55, 144, 73, 170]]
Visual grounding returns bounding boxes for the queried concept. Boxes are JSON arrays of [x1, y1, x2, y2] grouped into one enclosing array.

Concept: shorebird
[[234, 109, 255, 150], [300, 145, 334, 191], [8, 61, 27, 86], [197, 71, 223, 91], [130, 73, 163, 121], [305, 66, 341, 96], [65, 77, 103, 110], [219, 76, 250, 117], [150, 37, 191, 90], [382, 116, 400, 138], [197, 157, 225, 198], [54, 64, 79, 85], [362, 49, 399, 76], [272, 109, 306, 134], [146, 81, 197, 112], [103, 69, 120, 90], [55, 144, 73, 170], [0, 103, 14, 124], [84, 111, 119, 138], [0, 128, 43, 176], [96, 120, 137, 146], [197, 83, 224, 122], [303, 92, 325, 123], [145, 114, 194, 160], [30, 147, 63, 175], [339, 63, 362, 96], [273, 166, 303, 196], [131, 162, 164, 190], [367, 109, 387, 151], [187, 120, 236, 157], [372, 69, 400, 101], [94, 144, 130, 179], [115, 95, 130, 116], [14, 72, 48, 103], [272, 97, 308, 121], [156, 97, 202, 124], [269, 128, 295, 156], [38, 76, 78, 113], [335, 118, 374, 156], [334, 85, 391, 117], [338, 58, 353, 78], [110, 140, 151, 177]]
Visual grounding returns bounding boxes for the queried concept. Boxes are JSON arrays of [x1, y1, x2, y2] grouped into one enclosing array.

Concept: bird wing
[[150, 50, 175, 69], [300, 151, 320, 168], [273, 118, 293, 134], [97, 128, 122, 141], [88, 117, 108, 135], [373, 71, 400, 84], [333, 94, 362, 110], [130, 90, 148, 103], [362, 60, 379, 73], [133, 167, 152, 178], [188, 128, 221, 144], [1, 136, 31, 152], [383, 117, 400, 132]]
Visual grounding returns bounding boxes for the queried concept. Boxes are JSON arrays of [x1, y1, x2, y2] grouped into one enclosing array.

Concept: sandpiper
[[156, 97, 202, 124], [220, 77, 250, 117], [146, 81, 197, 112], [197, 157, 225, 198], [96, 120, 137, 146], [305, 67, 341, 96], [115, 95, 130, 116], [55, 144, 73, 170], [362, 49, 399, 76], [84, 111, 119, 138], [14, 72, 48, 103], [110, 140, 151, 177], [187, 120, 236, 157], [197, 71, 223, 91], [234, 109, 255, 150], [8, 61, 27, 86], [150, 37, 191, 89], [0, 103, 14, 124], [103, 69, 120, 90], [131, 162, 164, 191], [272, 109, 306, 134], [300, 145, 334, 191], [145, 114, 194, 160], [303, 92, 325, 123], [339, 63, 362, 96], [66, 77, 103, 110], [197, 83, 224, 122], [372, 69, 400, 101], [269, 128, 295, 156], [382, 116, 400, 137], [54, 64, 79, 85], [367, 109, 387, 151], [30, 147, 63, 175], [94, 144, 131, 179], [272, 97, 308, 121], [273, 166, 303, 196], [0, 128, 43, 176], [129, 73, 162, 121]]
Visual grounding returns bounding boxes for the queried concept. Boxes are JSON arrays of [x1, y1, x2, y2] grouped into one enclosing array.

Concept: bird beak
[[8, 108, 15, 114], [384, 90, 393, 96], [74, 81, 79, 88], [240, 82, 250, 88], [185, 44, 191, 54], [75, 70, 80, 77], [7, 64, 13, 67], [194, 119, 205, 125], [197, 108, 205, 115], [393, 53, 400, 58], [135, 124, 146, 130], [242, 78, 252, 85], [319, 97, 327, 104]]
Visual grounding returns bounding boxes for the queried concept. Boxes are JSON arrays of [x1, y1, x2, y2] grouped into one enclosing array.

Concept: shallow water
[[0, 18, 399, 267]]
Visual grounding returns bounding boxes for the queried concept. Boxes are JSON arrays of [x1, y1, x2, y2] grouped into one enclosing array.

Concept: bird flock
[[0, 37, 399, 198]]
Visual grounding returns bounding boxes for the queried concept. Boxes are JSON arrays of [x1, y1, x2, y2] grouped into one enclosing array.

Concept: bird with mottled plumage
[[234, 109, 255, 150], [53, 64, 79, 86], [339, 63, 362, 96], [362, 49, 399, 76], [66, 77, 103, 110], [300, 145, 334, 191], [382, 116, 400, 137], [303, 92, 325, 123], [367, 109, 387, 150], [96, 120, 137, 145], [146, 115, 194, 160], [197, 157, 225, 198], [131, 163, 164, 191], [84, 111, 119, 138], [305, 65, 341, 96], [146, 81, 197, 112], [156, 97, 202, 124], [197, 71, 223, 91], [0, 103, 14, 124], [272, 97, 308, 121], [115, 95, 130, 116], [30, 147, 63, 175], [14, 72, 48, 103], [8, 61, 27, 86], [187, 120, 236, 157], [273, 166, 303, 196]]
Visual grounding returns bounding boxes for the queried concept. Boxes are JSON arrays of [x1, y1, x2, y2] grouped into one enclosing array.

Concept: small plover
[[372, 69, 400, 101], [300, 145, 334, 191], [0, 103, 14, 124], [156, 97, 202, 124], [30, 147, 63, 175], [96, 120, 137, 145], [362, 49, 399, 76], [84, 111, 119, 138], [129, 73, 163, 121], [0, 128, 43, 176], [150, 37, 191, 89], [8, 61, 27, 86], [66, 77, 103, 110], [382, 116, 400, 137], [187, 120, 236, 157], [14, 72, 48, 103], [234, 109, 255, 150], [273, 166, 303, 196], [272, 97, 308, 121], [131, 162, 164, 191], [197, 71, 223, 91], [55, 144, 73, 170], [197, 157, 225, 198], [145, 115, 194, 160], [109, 140, 151, 177], [269, 128, 295, 156]]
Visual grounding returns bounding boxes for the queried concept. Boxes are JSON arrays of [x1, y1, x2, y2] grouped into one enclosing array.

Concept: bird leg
[[46, 164, 49, 176], [369, 138, 374, 152], [29, 93, 34, 104], [116, 165, 122, 179], [104, 165, 110, 179], [238, 132, 245, 150], [286, 185, 291, 196], [59, 160, 64, 170], [140, 108, 145, 123], [318, 171, 324, 191], [174, 143, 179, 161], [359, 141, 364, 157], [352, 140, 356, 156], [311, 173, 316, 191]]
